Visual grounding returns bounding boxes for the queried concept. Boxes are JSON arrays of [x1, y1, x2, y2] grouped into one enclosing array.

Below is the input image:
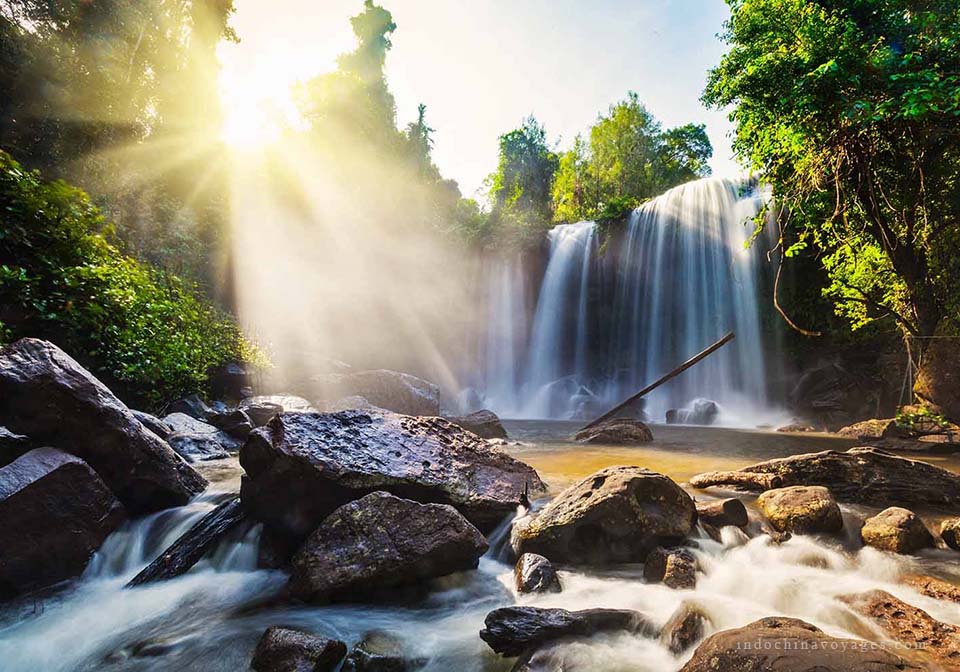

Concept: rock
[[695, 498, 748, 528], [666, 399, 719, 426], [860, 507, 933, 554], [0, 425, 31, 467], [207, 408, 254, 440], [660, 602, 709, 655], [914, 321, 960, 424], [643, 547, 697, 589], [776, 423, 818, 433], [289, 492, 488, 603], [940, 518, 960, 551], [126, 497, 246, 587], [573, 418, 653, 445], [514, 553, 562, 594], [479, 606, 652, 657], [446, 410, 508, 440], [341, 632, 424, 672], [313, 370, 440, 416], [323, 396, 379, 412], [837, 418, 909, 441], [207, 361, 249, 399], [840, 590, 960, 670], [679, 616, 917, 672], [0, 448, 126, 598], [690, 446, 960, 509], [165, 434, 230, 462], [131, 410, 173, 440], [251, 626, 347, 672], [164, 394, 213, 420], [511, 466, 695, 565], [0, 338, 207, 511], [239, 395, 314, 426], [241, 410, 544, 536], [757, 486, 843, 535], [903, 574, 960, 603]]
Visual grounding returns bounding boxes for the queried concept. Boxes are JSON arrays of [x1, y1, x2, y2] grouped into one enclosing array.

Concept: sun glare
[[218, 60, 306, 150]]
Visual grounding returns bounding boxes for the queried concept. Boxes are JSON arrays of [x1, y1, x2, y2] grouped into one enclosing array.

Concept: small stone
[[643, 547, 697, 589], [940, 518, 960, 551], [660, 602, 709, 654], [514, 553, 562, 594]]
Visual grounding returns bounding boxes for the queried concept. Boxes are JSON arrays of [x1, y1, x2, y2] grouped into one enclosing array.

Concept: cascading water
[[476, 176, 784, 425]]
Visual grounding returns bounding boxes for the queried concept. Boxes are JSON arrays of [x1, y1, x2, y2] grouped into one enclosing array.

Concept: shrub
[[0, 150, 265, 408]]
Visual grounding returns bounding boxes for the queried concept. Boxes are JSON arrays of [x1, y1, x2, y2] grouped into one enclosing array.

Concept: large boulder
[[514, 553, 562, 594], [0, 339, 207, 511], [573, 418, 653, 445], [0, 448, 125, 598], [915, 321, 960, 424], [837, 418, 910, 441], [313, 370, 440, 417], [690, 446, 960, 510], [860, 507, 934, 554], [510, 466, 696, 565], [241, 410, 544, 536], [207, 408, 254, 440], [479, 606, 652, 657], [757, 486, 843, 535], [679, 616, 918, 672], [251, 626, 347, 672], [162, 412, 239, 462], [130, 410, 173, 439], [840, 590, 960, 670], [695, 498, 748, 528], [289, 492, 488, 603], [446, 410, 507, 440]]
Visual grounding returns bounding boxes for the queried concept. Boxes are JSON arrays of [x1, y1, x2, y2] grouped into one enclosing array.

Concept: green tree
[[704, 0, 960, 342], [490, 115, 558, 223]]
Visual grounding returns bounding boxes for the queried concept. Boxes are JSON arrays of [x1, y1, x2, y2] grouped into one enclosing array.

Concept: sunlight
[[218, 57, 306, 149]]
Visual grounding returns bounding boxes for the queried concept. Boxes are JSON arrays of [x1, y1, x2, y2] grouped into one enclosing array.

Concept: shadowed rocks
[[251, 626, 347, 672]]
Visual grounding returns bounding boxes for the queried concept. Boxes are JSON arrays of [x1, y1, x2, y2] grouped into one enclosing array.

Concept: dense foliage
[[704, 0, 960, 342], [0, 151, 263, 407]]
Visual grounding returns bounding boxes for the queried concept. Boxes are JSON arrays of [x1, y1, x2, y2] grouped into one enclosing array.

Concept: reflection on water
[[1, 422, 959, 672]]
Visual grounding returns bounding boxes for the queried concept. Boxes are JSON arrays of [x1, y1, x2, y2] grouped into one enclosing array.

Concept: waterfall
[[475, 176, 783, 425]]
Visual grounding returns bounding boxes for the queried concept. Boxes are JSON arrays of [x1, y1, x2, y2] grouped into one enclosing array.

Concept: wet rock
[[510, 647, 577, 672], [690, 446, 960, 509], [837, 418, 910, 441], [130, 410, 173, 440], [0, 448, 126, 598], [666, 399, 719, 426], [313, 370, 440, 416], [165, 394, 213, 420], [914, 321, 960, 424], [643, 547, 697, 589], [573, 418, 653, 445], [446, 409, 508, 440], [514, 553, 562, 594], [207, 361, 249, 400], [679, 616, 917, 672], [776, 423, 818, 433], [940, 518, 960, 551], [0, 425, 31, 467], [251, 626, 347, 672], [511, 466, 695, 565], [695, 498, 748, 528], [757, 486, 843, 535], [323, 396, 379, 412], [207, 408, 254, 440], [840, 590, 960, 670], [860, 507, 933, 554], [341, 632, 425, 672], [660, 602, 709, 654], [241, 410, 544, 536], [479, 606, 652, 657], [0, 338, 207, 511], [239, 395, 314, 426], [289, 492, 488, 603], [903, 574, 960, 603], [165, 434, 230, 462]]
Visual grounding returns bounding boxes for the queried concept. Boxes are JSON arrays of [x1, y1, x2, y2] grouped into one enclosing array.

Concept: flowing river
[[2, 422, 959, 671]]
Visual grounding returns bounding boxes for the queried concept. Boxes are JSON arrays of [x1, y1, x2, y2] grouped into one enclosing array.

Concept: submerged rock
[[757, 486, 843, 535], [666, 399, 719, 426], [341, 631, 425, 672], [860, 507, 933, 554], [511, 466, 695, 565], [446, 409, 508, 440], [903, 574, 960, 603], [573, 418, 653, 445], [313, 369, 440, 417], [289, 492, 488, 603], [695, 498, 748, 528], [241, 410, 544, 536], [690, 446, 960, 509], [251, 626, 347, 672], [679, 616, 917, 672], [479, 606, 652, 657], [643, 547, 697, 589], [0, 338, 207, 511], [514, 553, 562, 594], [0, 448, 125, 598], [660, 602, 710, 655]]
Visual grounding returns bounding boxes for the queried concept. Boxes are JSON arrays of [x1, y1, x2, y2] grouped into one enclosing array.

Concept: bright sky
[[219, 0, 740, 200]]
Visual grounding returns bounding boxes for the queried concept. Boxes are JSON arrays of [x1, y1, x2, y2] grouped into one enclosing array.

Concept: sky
[[219, 0, 740, 200]]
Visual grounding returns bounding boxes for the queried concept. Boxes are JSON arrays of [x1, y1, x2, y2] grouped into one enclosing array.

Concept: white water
[[474, 177, 788, 426]]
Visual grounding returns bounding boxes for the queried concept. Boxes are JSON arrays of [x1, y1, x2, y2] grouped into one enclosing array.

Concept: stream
[[2, 422, 959, 671]]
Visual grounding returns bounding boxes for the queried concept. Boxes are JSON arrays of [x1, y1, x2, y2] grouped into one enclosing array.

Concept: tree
[[490, 115, 558, 222], [704, 0, 960, 343]]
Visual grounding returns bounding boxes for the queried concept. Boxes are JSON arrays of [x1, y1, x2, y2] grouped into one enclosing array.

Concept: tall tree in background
[[704, 0, 960, 344], [489, 116, 558, 229]]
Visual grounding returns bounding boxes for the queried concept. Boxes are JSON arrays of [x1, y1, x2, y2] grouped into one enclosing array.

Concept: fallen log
[[689, 447, 960, 510], [126, 496, 246, 587], [579, 332, 735, 433]]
